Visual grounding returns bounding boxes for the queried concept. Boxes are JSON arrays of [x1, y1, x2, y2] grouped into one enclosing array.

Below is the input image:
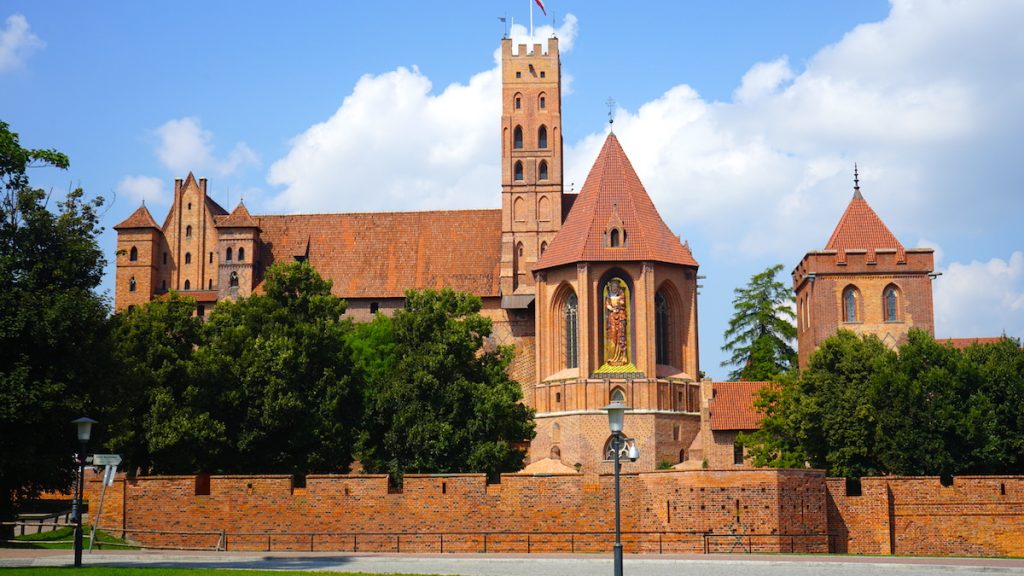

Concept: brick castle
[[113, 35, 940, 473]]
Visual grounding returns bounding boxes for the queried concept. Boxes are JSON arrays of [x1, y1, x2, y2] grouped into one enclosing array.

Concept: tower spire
[[853, 163, 863, 200], [606, 97, 616, 133]]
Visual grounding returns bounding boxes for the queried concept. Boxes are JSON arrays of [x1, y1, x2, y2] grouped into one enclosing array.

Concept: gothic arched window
[[564, 292, 579, 369], [238, 247, 245, 262], [184, 279, 191, 290], [226, 247, 233, 262], [129, 246, 138, 262], [229, 271, 239, 288], [129, 276, 137, 292], [514, 161, 524, 181], [655, 291, 671, 365], [186, 225, 192, 239], [184, 252, 191, 264], [539, 94, 546, 109], [539, 160, 549, 181], [884, 285, 900, 322], [610, 387, 626, 403], [538, 125, 548, 149], [842, 286, 860, 323], [513, 125, 523, 149]]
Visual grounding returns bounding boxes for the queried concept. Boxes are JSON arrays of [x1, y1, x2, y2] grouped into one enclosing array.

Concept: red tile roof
[[939, 337, 1007, 350], [709, 381, 772, 431], [114, 205, 160, 230], [255, 209, 502, 299], [825, 189, 905, 263], [217, 202, 259, 228], [535, 134, 698, 270]]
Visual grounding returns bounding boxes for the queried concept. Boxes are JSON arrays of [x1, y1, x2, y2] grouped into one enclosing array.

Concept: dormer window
[[609, 228, 626, 247]]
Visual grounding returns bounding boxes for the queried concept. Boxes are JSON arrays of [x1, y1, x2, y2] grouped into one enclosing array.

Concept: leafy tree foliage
[[742, 329, 1024, 477], [354, 288, 535, 483], [0, 121, 109, 533], [105, 293, 210, 475], [721, 264, 797, 381]]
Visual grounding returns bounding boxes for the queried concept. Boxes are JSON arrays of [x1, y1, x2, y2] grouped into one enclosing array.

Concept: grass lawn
[[10, 527, 135, 550], [0, 565, 442, 569]]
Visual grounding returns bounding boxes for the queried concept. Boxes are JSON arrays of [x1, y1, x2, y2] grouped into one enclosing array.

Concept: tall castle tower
[[500, 37, 564, 298], [792, 170, 935, 368]]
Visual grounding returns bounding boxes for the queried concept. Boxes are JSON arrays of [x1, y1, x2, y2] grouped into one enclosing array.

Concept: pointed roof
[[114, 205, 160, 230], [535, 134, 697, 270], [825, 184, 905, 263], [217, 202, 259, 228]]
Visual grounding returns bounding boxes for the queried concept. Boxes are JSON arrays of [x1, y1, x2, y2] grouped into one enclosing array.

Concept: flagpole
[[530, 0, 534, 37]]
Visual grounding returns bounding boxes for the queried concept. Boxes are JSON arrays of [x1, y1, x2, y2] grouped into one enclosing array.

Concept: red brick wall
[[85, 469, 827, 553], [826, 476, 1024, 557]]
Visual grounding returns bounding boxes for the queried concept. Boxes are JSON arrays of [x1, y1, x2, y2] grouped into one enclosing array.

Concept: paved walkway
[[2, 549, 1024, 575]]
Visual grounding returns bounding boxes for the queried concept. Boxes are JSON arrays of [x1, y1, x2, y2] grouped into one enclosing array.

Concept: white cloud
[[0, 14, 43, 72], [266, 15, 578, 214], [734, 57, 794, 104], [116, 175, 165, 207], [934, 252, 1024, 339], [154, 117, 259, 177]]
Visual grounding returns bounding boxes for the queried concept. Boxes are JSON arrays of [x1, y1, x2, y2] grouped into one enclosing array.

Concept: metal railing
[[2, 522, 833, 555]]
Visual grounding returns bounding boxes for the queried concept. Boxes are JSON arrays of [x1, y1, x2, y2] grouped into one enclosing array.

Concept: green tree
[[189, 262, 358, 476], [354, 288, 535, 484], [721, 264, 797, 381], [957, 337, 1024, 473], [0, 121, 109, 535], [105, 293, 209, 475]]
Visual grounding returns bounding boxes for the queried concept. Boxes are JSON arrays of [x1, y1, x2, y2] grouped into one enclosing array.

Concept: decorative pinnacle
[[606, 97, 616, 132], [853, 163, 863, 200]]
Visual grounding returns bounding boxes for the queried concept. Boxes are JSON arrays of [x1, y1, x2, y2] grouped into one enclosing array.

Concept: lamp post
[[70, 417, 96, 568], [603, 401, 638, 576]]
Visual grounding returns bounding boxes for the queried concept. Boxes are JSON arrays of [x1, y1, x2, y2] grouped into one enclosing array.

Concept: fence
[[2, 522, 832, 555]]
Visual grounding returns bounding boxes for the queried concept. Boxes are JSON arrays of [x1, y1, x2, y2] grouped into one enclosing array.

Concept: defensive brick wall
[[826, 476, 1024, 557], [84, 471, 1024, 556], [85, 469, 825, 553]]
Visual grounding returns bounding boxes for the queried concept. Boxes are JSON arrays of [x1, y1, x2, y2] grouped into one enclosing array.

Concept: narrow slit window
[[129, 246, 138, 262], [513, 126, 523, 149]]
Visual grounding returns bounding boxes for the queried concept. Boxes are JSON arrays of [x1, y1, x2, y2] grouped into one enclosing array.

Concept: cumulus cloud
[[154, 117, 259, 177], [266, 15, 578, 213], [0, 14, 43, 72], [934, 252, 1024, 339], [116, 175, 165, 207]]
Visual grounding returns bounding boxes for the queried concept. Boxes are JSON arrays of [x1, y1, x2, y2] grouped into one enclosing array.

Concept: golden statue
[[604, 278, 629, 366]]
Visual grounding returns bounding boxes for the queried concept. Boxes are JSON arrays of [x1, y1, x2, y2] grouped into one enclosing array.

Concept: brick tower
[[216, 202, 260, 301], [792, 169, 935, 368], [500, 36, 564, 299], [113, 205, 162, 311]]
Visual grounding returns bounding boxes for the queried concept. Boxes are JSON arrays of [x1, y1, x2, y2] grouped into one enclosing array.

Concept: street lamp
[[602, 401, 638, 576], [70, 417, 96, 568]]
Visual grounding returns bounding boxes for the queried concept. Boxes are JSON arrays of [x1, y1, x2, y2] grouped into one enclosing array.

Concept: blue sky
[[3, 1, 1022, 378]]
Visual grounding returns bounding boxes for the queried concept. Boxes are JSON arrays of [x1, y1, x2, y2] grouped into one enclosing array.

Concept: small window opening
[[194, 473, 210, 496], [733, 442, 744, 465], [129, 246, 138, 262], [515, 71, 521, 78], [185, 252, 192, 264], [187, 202, 192, 211], [540, 241, 548, 255], [1000, 483, 1006, 496], [515, 97, 521, 109], [550, 445, 561, 459], [238, 247, 245, 262], [229, 271, 238, 288], [555, 392, 561, 403], [538, 126, 548, 149], [196, 305, 205, 317], [679, 449, 687, 463], [208, 252, 213, 264], [610, 388, 626, 403], [539, 96, 546, 109], [163, 252, 167, 265], [513, 126, 523, 149], [845, 477, 862, 497], [540, 70, 546, 78], [514, 161, 524, 181], [226, 247, 233, 262], [208, 279, 213, 290], [370, 302, 380, 314], [184, 279, 191, 290], [610, 229, 620, 247], [441, 482, 447, 494], [940, 474, 954, 487], [129, 277, 137, 292], [539, 160, 548, 180], [186, 225, 192, 238]]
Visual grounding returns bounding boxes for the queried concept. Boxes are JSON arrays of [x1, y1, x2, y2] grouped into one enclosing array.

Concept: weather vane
[[606, 97, 616, 132]]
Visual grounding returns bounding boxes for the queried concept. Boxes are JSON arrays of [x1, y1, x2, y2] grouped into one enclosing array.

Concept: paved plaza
[[3, 550, 1024, 575]]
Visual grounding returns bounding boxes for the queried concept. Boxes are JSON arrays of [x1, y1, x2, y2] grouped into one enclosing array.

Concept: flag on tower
[[535, 0, 547, 16]]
